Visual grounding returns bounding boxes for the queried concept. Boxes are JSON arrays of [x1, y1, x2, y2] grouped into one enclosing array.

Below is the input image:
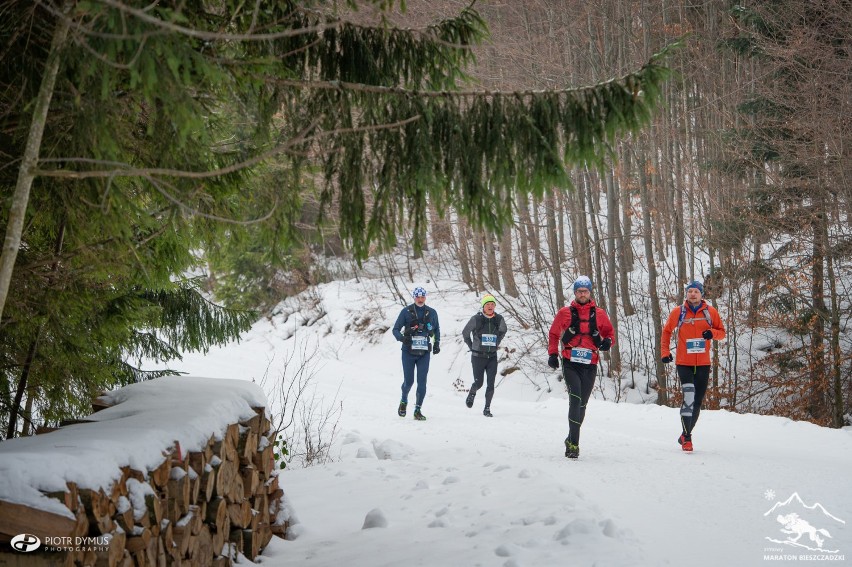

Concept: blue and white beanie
[[412, 286, 427, 298], [572, 276, 592, 292], [685, 280, 704, 295]]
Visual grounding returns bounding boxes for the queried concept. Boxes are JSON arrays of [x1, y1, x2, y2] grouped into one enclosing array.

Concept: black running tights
[[561, 360, 597, 446], [677, 364, 710, 436]]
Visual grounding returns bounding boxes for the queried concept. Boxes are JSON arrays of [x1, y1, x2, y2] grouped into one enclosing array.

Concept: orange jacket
[[548, 300, 614, 366], [661, 300, 725, 366]]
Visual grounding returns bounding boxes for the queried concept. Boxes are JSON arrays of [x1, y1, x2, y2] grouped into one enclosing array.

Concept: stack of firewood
[[0, 404, 287, 567]]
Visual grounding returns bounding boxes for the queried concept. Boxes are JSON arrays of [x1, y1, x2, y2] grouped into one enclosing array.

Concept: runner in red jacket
[[660, 280, 726, 452], [547, 276, 615, 459]]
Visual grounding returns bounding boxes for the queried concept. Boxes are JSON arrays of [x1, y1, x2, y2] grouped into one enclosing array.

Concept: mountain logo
[[764, 492, 845, 553]]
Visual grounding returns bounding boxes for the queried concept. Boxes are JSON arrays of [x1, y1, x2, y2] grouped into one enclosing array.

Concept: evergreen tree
[[0, 0, 673, 437]]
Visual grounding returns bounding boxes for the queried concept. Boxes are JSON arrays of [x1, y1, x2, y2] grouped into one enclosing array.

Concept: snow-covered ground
[[160, 276, 852, 567]]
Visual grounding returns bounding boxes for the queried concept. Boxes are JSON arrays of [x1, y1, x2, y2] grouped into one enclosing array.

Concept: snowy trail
[[165, 280, 852, 567], [241, 343, 851, 567]]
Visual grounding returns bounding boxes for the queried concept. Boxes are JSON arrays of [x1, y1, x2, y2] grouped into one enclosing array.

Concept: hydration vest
[[561, 305, 598, 346], [674, 303, 712, 340]]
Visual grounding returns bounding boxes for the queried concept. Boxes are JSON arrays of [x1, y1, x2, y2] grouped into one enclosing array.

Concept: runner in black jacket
[[462, 294, 507, 417]]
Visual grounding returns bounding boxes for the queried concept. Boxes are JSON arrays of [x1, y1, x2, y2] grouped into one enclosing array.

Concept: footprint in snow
[[362, 508, 388, 529], [495, 543, 523, 557], [372, 439, 415, 460], [553, 518, 599, 542], [342, 432, 361, 445]]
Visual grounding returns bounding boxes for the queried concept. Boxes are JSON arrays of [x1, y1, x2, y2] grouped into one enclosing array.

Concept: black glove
[[402, 335, 412, 345], [591, 331, 602, 348], [548, 353, 559, 369], [661, 354, 673, 364], [702, 330, 713, 340], [598, 337, 612, 351], [432, 344, 440, 355]]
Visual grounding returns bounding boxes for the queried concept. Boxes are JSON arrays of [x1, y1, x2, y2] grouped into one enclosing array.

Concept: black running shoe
[[483, 408, 493, 417], [398, 401, 407, 417], [465, 393, 475, 408], [413, 408, 426, 421], [564, 438, 579, 459]]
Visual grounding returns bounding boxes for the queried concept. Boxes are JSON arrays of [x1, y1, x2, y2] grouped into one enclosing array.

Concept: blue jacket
[[392, 304, 440, 353]]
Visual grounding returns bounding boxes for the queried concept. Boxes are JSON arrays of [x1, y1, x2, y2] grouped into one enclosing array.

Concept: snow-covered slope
[[158, 275, 852, 567]]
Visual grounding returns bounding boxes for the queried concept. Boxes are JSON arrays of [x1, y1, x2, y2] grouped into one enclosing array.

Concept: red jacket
[[661, 300, 725, 366], [548, 300, 615, 366]]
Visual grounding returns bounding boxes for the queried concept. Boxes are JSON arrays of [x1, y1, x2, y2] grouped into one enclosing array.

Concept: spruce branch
[[32, 116, 422, 179]]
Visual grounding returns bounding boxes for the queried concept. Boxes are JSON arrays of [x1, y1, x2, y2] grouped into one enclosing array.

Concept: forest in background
[[1, 0, 849, 439], [461, 0, 852, 426], [280, 0, 852, 427]]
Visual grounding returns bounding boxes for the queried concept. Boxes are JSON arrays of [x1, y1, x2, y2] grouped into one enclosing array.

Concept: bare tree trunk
[[546, 192, 565, 307], [516, 193, 532, 275], [7, 336, 40, 439], [7, 216, 65, 438], [557, 190, 567, 264], [747, 238, 762, 325], [585, 171, 605, 310], [573, 173, 593, 278], [604, 168, 622, 374], [637, 148, 666, 404], [500, 228, 519, 297], [608, 166, 635, 316], [649, 130, 668, 264], [532, 195, 544, 272], [474, 231, 485, 293], [809, 205, 828, 422], [22, 379, 36, 437], [825, 220, 843, 427], [485, 233, 501, 292], [0, 7, 72, 321], [666, 96, 688, 288], [454, 215, 474, 289], [619, 154, 635, 273]]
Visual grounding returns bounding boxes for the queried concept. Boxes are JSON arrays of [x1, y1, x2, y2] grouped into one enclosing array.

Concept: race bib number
[[411, 336, 429, 351], [570, 348, 593, 365], [481, 334, 497, 347], [686, 339, 706, 354]]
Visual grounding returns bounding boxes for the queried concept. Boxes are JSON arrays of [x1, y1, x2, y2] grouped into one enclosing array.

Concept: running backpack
[[407, 305, 433, 335], [675, 304, 712, 334], [561, 305, 597, 346]]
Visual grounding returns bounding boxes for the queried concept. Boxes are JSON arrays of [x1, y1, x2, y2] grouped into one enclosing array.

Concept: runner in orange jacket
[[660, 280, 725, 452]]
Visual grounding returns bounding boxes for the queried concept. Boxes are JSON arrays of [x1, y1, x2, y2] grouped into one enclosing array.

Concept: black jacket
[[462, 312, 507, 357]]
